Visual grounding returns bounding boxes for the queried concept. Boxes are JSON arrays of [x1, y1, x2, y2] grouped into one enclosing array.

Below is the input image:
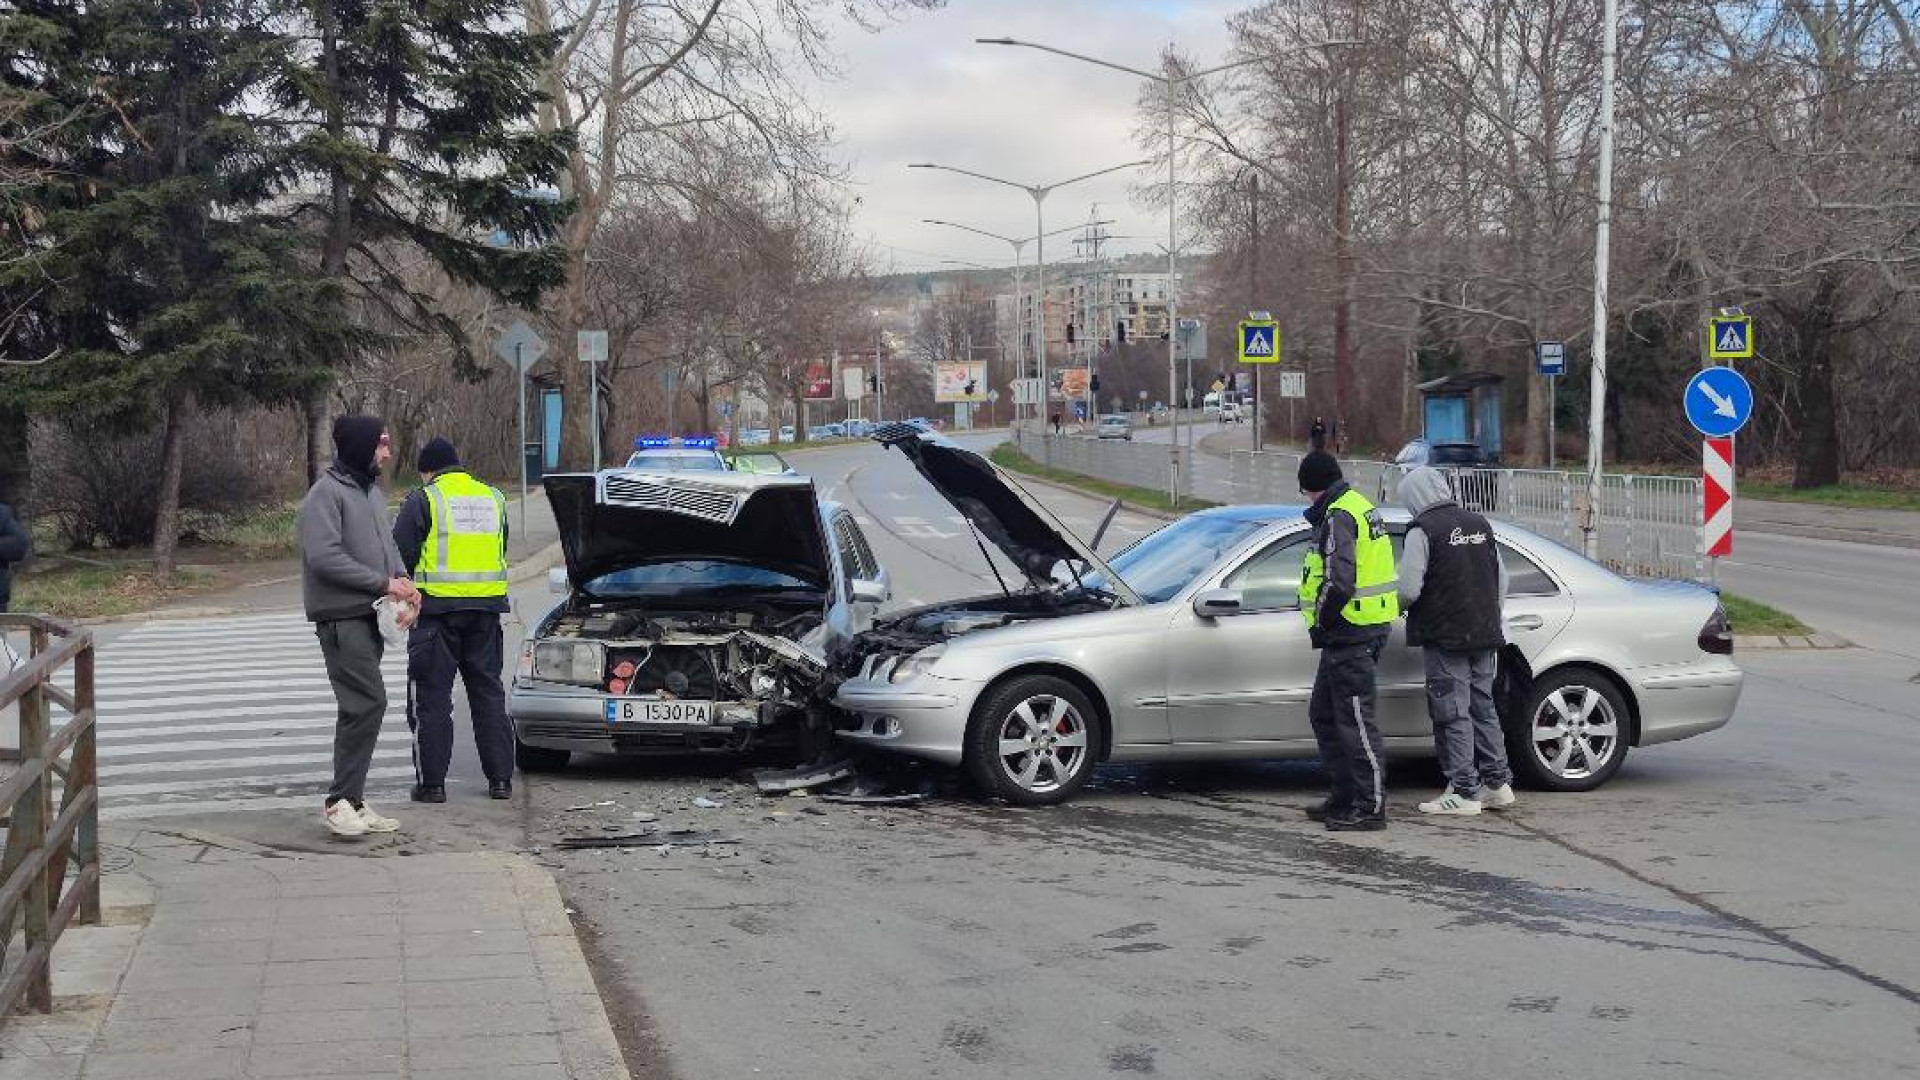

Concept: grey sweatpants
[[317, 615, 388, 806], [1424, 647, 1511, 798]]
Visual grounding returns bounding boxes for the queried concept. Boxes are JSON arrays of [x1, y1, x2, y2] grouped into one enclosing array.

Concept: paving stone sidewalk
[[0, 829, 628, 1080]]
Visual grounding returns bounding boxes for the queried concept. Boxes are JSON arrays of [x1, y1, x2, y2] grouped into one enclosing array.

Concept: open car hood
[[545, 470, 830, 591], [871, 425, 1140, 604]]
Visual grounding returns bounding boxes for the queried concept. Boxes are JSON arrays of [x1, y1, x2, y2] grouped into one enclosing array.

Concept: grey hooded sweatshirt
[[1396, 466, 1506, 609]]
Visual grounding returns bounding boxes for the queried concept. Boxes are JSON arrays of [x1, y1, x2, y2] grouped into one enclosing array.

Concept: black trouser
[[406, 609, 513, 787], [1308, 636, 1388, 819], [317, 615, 387, 807]]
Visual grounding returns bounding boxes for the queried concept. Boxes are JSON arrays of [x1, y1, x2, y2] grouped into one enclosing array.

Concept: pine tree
[[279, 0, 573, 478], [0, 0, 366, 572]]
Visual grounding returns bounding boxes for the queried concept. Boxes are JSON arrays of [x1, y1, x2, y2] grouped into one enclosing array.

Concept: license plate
[[605, 699, 713, 725]]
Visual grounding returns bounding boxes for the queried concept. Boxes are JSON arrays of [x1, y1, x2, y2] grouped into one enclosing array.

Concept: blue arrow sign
[[1685, 367, 1754, 438]]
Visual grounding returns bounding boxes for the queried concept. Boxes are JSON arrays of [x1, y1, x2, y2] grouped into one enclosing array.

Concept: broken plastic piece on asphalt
[[564, 800, 619, 812], [556, 829, 740, 850], [692, 796, 724, 809], [752, 758, 857, 793], [817, 791, 930, 806]]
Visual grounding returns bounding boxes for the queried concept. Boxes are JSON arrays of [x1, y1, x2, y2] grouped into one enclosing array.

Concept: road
[[522, 437, 1920, 1080]]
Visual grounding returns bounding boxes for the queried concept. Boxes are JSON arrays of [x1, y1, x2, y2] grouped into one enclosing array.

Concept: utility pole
[[1584, 0, 1620, 560]]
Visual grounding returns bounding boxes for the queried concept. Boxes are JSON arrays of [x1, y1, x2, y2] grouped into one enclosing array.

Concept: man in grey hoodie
[[298, 415, 419, 838], [1397, 466, 1514, 816]]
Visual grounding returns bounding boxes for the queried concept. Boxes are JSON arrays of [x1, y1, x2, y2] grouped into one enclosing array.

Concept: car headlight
[[532, 640, 606, 686], [889, 644, 946, 684]]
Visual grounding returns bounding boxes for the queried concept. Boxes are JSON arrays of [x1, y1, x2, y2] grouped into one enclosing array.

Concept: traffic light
[[1066, 323, 1076, 344], [964, 379, 977, 396], [1116, 321, 1127, 343], [869, 373, 879, 392], [1090, 374, 1101, 393]]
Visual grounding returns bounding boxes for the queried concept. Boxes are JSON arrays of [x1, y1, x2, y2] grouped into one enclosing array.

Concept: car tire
[[966, 674, 1101, 806], [1508, 666, 1629, 792], [515, 739, 571, 772]]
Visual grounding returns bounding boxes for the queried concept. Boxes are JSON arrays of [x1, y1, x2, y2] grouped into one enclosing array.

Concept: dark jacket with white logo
[[1397, 467, 1506, 652]]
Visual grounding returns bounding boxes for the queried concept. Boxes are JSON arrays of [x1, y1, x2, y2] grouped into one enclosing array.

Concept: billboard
[[842, 365, 865, 400], [804, 361, 835, 401], [1058, 368, 1092, 397], [934, 362, 987, 403]]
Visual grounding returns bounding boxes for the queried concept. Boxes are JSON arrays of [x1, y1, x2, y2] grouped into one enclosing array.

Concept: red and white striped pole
[[1703, 437, 1734, 565]]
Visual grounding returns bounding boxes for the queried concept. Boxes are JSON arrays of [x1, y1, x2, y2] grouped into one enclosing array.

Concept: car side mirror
[[1191, 588, 1244, 619], [851, 578, 890, 605], [547, 567, 569, 595]]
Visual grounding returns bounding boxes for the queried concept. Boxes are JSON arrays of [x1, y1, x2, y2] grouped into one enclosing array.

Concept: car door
[[1163, 533, 1321, 745], [1372, 528, 1431, 737], [1496, 535, 1576, 663]]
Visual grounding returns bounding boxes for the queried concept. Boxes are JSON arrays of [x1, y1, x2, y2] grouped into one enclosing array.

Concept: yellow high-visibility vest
[[414, 472, 509, 598], [1299, 488, 1399, 629]]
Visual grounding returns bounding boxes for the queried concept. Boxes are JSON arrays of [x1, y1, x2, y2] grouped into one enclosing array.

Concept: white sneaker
[[1479, 784, 1517, 810], [324, 800, 369, 838], [355, 802, 400, 833], [1418, 792, 1483, 816]]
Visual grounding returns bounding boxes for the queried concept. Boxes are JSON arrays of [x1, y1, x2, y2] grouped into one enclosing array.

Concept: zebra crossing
[[73, 611, 417, 820]]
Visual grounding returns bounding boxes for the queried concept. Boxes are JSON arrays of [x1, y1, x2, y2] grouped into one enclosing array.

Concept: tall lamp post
[[909, 161, 1149, 461], [978, 35, 1359, 503], [926, 217, 1112, 427], [1583, 0, 1620, 560]]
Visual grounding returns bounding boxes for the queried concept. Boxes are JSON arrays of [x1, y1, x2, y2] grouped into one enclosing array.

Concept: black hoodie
[[332, 415, 386, 490], [0, 503, 29, 612]]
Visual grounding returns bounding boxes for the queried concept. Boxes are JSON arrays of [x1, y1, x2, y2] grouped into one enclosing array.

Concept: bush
[[30, 415, 279, 550]]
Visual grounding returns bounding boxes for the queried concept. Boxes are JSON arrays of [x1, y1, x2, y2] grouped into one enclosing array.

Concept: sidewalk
[[139, 489, 562, 622], [0, 828, 627, 1080]]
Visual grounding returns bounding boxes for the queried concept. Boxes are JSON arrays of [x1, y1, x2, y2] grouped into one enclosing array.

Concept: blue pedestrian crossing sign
[[1685, 366, 1755, 438], [1238, 319, 1280, 365], [1708, 315, 1753, 360]]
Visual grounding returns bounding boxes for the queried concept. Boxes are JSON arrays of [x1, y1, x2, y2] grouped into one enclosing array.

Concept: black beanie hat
[[1297, 450, 1343, 494], [332, 415, 386, 478], [417, 437, 460, 475]]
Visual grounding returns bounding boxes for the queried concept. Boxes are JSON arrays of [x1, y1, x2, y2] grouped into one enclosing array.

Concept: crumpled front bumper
[[832, 675, 981, 766], [509, 684, 789, 755]]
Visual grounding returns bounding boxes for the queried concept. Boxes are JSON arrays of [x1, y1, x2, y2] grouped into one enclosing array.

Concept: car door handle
[[1506, 614, 1544, 631]]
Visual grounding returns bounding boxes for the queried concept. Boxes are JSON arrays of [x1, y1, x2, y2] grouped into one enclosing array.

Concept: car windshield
[[584, 560, 817, 596], [625, 452, 726, 471], [1081, 514, 1273, 603], [1101, 417, 1126, 426]]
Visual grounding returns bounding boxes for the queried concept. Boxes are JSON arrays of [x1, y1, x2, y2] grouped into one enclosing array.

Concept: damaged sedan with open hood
[[510, 468, 890, 770]]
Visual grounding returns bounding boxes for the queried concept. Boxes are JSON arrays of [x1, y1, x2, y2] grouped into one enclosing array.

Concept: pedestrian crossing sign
[[1708, 315, 1753, 360], [1238, 319, 1280, 365]]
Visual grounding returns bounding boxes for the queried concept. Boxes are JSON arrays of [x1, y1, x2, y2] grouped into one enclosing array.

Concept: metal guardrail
[[0, 614, 102, 1018], [1007, 432, 1705, 581]]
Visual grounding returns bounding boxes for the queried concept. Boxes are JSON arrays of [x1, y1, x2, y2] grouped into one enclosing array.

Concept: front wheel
[[515, 739, 571, 772], [1509, 667, 1629, 791], [966, 674, 1101, 806]]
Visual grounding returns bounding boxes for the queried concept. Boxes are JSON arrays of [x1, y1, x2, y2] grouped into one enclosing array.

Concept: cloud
[[810, 0, 1241, 273]]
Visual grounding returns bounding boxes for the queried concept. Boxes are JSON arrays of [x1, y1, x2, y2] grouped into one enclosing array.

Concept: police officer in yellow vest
[[393, 438, 515, 802], [1297, 450, 1399, 831]]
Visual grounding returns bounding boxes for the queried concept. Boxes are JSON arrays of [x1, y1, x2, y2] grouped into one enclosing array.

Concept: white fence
[[1007, 431, 1704, 581]]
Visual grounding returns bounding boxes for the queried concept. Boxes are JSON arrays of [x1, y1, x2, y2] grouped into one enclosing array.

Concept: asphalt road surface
[[523, 437, 1920, 1080]]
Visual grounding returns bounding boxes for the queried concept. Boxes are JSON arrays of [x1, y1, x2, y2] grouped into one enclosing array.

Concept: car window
[[1500, 542, 1560, 596], [846, 518, 879, 580], [1089, 514, 1272, 603], [1223, 536, 1313, 610]]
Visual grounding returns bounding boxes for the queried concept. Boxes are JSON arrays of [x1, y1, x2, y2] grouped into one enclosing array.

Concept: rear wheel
[[1509, 667, 1629, 791], [515, 739, 571, 772], [966, 674, 1101, 806]]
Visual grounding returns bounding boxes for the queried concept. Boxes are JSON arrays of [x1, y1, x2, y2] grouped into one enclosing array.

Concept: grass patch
[[1721, 592, 1810, 636], [1739, 480, 1920, 513], [989, 443, 1217, 516], [181, 504, 300, 559], [12, 565, 215, 621]]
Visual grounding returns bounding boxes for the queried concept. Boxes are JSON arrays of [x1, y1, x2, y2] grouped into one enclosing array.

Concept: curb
[[1734, 632, 1852, 650]]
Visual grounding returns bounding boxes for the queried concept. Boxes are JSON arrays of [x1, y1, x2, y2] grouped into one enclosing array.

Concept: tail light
[[1698, 604, 1733, 655]]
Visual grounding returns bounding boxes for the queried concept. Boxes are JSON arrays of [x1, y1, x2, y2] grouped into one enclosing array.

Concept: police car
[[624, 437, 728, 472]]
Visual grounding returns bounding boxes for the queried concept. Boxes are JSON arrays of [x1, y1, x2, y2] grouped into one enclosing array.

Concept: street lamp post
[[928, 218, 1112, 428], [1584, 0, 1620, 561], [910, 162, 1149, 461], [978, 35, 1359, 503]]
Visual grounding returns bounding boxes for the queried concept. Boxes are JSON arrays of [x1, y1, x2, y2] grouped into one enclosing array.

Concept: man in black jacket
[[0, 502, 29, 613], [392, 438, 515, 803], [1397, 466, 1514, 816]]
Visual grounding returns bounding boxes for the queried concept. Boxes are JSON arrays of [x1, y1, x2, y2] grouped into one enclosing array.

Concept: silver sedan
[[835, 442, 1742, 805]]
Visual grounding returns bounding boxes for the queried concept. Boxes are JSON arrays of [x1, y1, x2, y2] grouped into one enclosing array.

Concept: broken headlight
[[889, 644, 946, 684], [532, 640, 606, 686]]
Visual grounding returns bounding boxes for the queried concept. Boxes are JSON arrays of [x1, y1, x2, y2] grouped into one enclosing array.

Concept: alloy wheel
[[1530, 685, 1620, 781], [994, 695, 1089, 794]]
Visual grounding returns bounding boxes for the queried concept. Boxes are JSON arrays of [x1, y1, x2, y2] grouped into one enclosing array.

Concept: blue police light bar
[[682, 437, 716, 449], [634, 436, 672, 449]]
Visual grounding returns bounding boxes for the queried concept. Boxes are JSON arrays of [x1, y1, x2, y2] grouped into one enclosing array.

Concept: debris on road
[[692, 796, 725, 809], [557, 829, 741, 851], [752, 758, 857, 793]]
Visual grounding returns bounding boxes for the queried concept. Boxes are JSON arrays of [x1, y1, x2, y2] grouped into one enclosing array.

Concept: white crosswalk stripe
[[68, 611, 417, 820]]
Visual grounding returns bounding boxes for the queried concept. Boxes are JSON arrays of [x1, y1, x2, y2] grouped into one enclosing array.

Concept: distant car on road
[[834, 431, 1742, 805], [1218, 397, 1245, 423], [625, 437, 727, 472], [779, 425, 796, 442], [1096, 414, 1134, 441], [1391, 437, 1500, 510]]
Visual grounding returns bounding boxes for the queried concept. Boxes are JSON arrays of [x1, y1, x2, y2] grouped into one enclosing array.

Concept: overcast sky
[[811, 0, 1242, 275]]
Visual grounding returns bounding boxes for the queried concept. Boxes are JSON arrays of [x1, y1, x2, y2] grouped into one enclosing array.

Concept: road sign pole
[[589, 360, 601, 472], [1549, 374, 1556, 470], [516, 343, 528, 537]]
